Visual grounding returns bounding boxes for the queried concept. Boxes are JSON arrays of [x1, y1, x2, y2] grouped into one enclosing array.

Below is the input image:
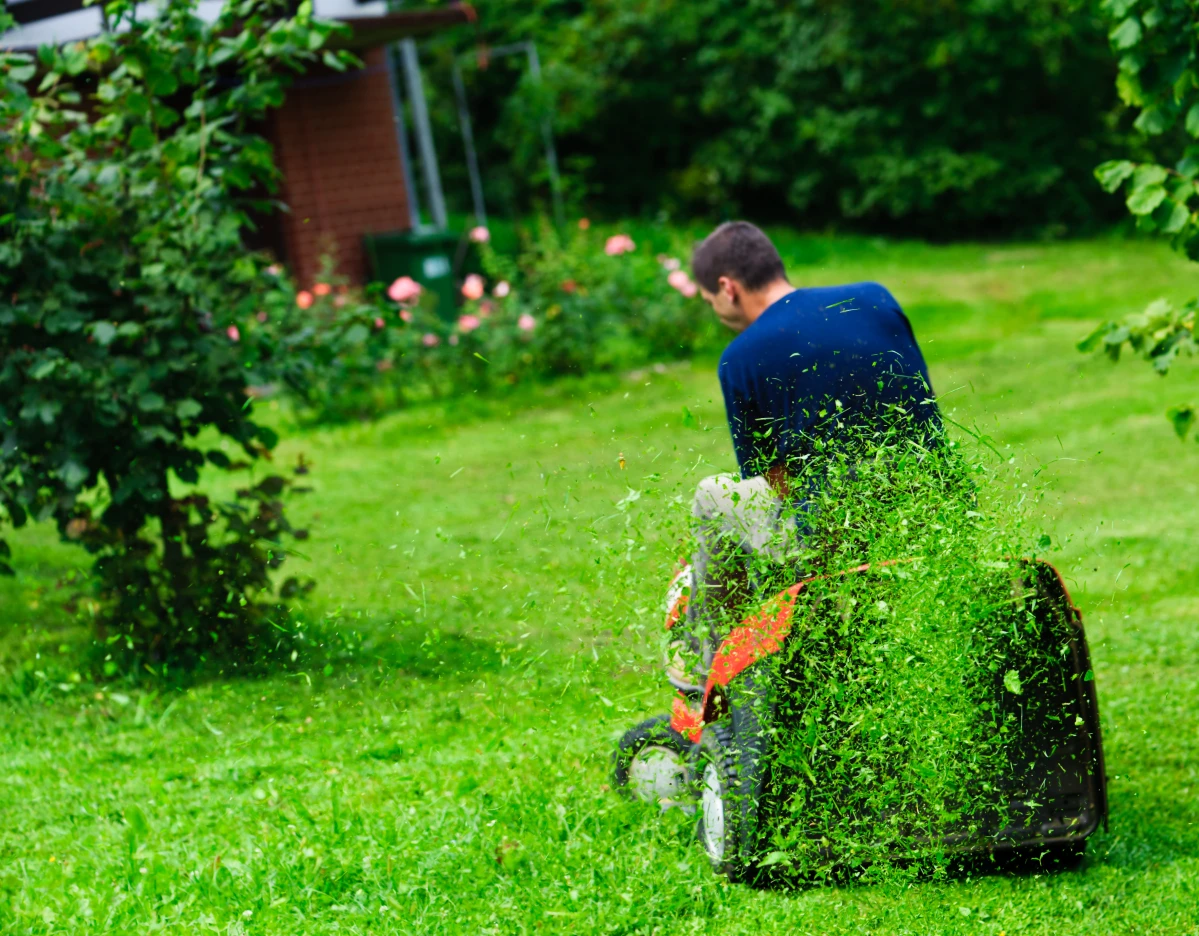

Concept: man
[[682, 221, 940, 678]]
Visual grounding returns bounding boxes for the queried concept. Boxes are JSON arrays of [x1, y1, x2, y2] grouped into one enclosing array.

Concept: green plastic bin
[[363, 228, 461, 321]]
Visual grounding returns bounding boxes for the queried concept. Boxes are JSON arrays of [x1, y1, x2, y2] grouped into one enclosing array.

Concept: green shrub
[[460, 220, 716, 382], [281, 220, 718, 423], [0, 0, 353, 669]]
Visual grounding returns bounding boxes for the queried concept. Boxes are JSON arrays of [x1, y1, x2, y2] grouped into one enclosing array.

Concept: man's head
[[691, 221, 790, 332]]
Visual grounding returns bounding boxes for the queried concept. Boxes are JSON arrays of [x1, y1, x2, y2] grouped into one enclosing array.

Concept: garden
[[4, 0, 1199, 932]]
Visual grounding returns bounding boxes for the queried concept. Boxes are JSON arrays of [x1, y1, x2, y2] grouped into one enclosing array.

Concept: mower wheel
[[696, 673, 772, 882], [613, 715, 696, 811]]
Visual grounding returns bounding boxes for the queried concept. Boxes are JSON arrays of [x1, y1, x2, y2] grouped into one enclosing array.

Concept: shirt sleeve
[[719, 359, 765, 479]]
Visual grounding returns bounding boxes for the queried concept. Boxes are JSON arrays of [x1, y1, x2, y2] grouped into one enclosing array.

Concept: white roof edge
[[2, 0, 393, 50]]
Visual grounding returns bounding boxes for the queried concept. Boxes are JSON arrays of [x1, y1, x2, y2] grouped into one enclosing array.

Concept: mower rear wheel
[[613, 715, 695, 811]]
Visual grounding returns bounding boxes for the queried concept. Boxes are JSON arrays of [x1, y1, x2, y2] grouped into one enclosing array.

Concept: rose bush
[[280, 218, 720, 422]]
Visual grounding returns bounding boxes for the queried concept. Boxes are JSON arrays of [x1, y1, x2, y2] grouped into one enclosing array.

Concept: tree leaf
[[137, 392, 165, 412], [1003, 669, 1023, 695], [128, 125, 155, 151], [1131, 164, 1169, 188], [1110, 17, 1143, 50], [176, 398, 203, 420], [1077, 323, 1110, 352], [1186, 104, 1199, 139], [1094, 160, 1135, 193], [1159, 199, 1190, 234], [30, 358, 59, 380], [59, 460, 88, 489], [125, 91, 150, 117], [92, 321, 117, 346], [1127, 184, 1166, 215], [1134, 106, 1171, 136]]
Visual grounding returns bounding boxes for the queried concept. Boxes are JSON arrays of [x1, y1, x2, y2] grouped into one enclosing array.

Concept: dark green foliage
[[427, 0, 1128, 232], [0, 0, 351, 666]]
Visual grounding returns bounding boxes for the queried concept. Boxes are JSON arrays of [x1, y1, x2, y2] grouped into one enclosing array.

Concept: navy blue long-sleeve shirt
[[718, 283, 939, 479]]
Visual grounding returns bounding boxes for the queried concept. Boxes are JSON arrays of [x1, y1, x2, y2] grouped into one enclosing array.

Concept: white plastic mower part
[[628, 744, 689, 808]]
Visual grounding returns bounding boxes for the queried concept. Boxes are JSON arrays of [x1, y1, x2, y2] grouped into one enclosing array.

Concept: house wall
[[271, 46, 411, 287]]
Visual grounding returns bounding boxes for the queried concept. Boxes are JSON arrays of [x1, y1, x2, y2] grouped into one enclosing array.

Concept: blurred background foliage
[[421, 0, 1159, 236]]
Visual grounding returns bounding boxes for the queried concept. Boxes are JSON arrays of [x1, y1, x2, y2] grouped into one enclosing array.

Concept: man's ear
[[718, 275, 740, 304]]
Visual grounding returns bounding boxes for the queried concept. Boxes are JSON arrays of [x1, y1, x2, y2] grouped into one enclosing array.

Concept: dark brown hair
[[690, 221, 787, 293]]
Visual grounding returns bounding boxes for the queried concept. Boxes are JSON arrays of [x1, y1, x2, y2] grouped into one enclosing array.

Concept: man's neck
[[740, 279, 795, 328]]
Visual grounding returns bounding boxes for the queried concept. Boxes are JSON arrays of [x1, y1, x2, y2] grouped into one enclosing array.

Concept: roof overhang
[[334, 6, 474, 50], [1, 1, 474, 52]]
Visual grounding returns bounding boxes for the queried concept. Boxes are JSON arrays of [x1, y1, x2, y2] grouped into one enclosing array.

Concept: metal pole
[[452, 61, 487, 227], [386, 43, 422, 230], [524, 41, 564, 229], [399, 38, 448, 231]]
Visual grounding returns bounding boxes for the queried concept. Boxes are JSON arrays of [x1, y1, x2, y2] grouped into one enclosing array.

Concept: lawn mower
[[613, 558, 1108, 883]]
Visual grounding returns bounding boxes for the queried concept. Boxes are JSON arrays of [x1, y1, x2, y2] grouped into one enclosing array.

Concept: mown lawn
[[3, 233, 1199, 934]]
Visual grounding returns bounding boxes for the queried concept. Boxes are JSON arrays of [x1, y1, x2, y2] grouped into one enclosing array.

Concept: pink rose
[[667, 269, 699, 298], [518, 313, 536, 332], [265, 264, 282, 276], [578, 218, 591, 230], [461, 274, 486, 301], [388, 276, 422, 304], [399, 309, 413, 323], [493, 280, 511, 298], [604, 234, 635, 256], [469, 225, 490, 243], [296, 291, 313, 310], [256, 311, 268, 323], [226, 325, 240, 342], [313, 283, 331, 297], [449, 334, 460, 346], [373, 317, 385, 330], [662, 257, 681, 271], [458, 314, 481, 332], [334, 295, 347, 308], [479, 299, 495, 318], [422, 332, 440, 347]]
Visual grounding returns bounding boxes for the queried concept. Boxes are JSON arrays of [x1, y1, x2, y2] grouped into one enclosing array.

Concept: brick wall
[[270, 46, 412, 287]]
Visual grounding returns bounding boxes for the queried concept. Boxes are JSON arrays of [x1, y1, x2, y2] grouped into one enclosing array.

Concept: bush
[[0, 0, 352, 669], [280, 221, 719, 423]]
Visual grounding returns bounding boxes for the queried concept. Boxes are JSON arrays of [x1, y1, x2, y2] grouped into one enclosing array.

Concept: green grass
[[4, 233, 1199, 934]]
